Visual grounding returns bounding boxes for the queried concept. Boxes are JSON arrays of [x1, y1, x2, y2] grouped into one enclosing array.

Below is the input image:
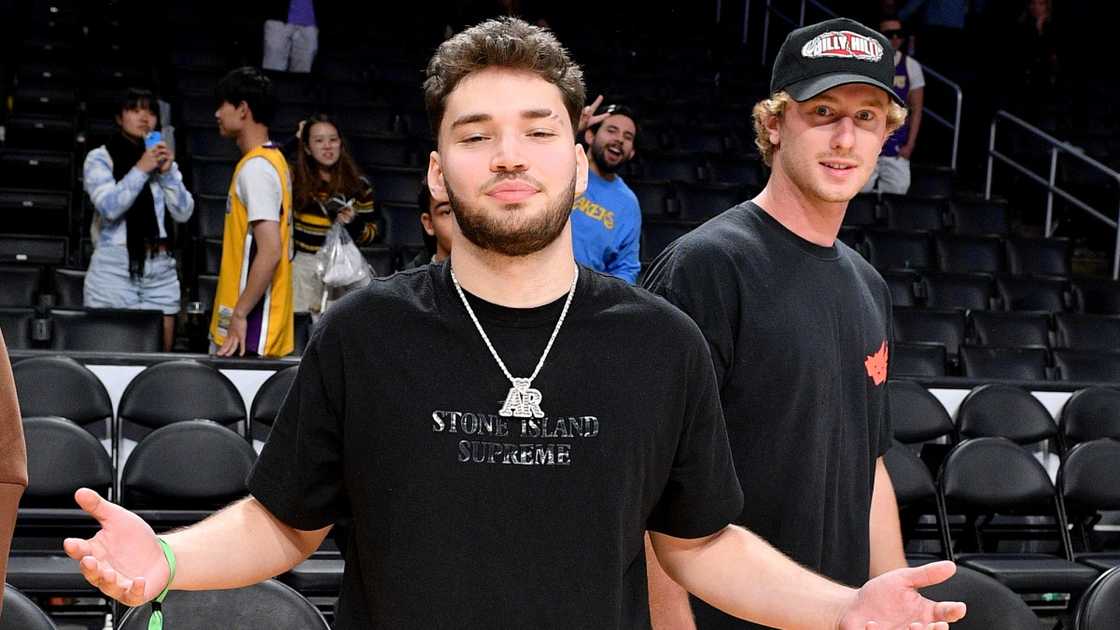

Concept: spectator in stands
[[83, 88, 195, 352], [1016, 0, 1060, 109], [262, 0, 320, 73], [61, 18, 964, 630], [404, 179, 454, 268], [571, 103, 642, 283], [862, 16, 925, 194], [210, 67, 294, 358], [644, 18, 912, 629], [0, 331, 27, 615], [292, 114, 380, 313], [899, 0, 968, 79]]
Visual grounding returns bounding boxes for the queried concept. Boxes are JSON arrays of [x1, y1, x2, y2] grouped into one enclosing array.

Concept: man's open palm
[[841, 561, 967, 630]]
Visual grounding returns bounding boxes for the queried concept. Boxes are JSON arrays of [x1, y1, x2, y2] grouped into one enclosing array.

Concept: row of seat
[[894, 342, 1120, 381], [883, 270, 1120, 314], [855, 231, 1075, 277]]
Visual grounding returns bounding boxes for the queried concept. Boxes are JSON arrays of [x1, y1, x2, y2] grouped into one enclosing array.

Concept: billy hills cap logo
[[801, 30, 883, 63]]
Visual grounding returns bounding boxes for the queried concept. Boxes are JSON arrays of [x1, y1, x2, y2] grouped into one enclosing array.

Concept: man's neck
[[753, 168, 846, 247], [237, 123, 270, 155], [449, 227, 578, 308], [585, 150, 615, 182]]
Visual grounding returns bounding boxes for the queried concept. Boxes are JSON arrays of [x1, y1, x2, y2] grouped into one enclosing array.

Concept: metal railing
[[757, 0, 962, 171], [985, 110, 1120, 279]]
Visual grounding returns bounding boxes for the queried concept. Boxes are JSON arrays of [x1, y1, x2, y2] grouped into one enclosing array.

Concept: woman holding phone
[[291, 113, 381, 313], [82, 88, 194, 351]]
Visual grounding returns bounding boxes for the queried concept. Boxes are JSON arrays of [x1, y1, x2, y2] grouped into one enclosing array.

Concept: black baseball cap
[[770, 17, 903, 106]]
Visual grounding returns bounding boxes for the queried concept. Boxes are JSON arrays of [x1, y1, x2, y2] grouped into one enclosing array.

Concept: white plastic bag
[[316, 222, 371, 289]]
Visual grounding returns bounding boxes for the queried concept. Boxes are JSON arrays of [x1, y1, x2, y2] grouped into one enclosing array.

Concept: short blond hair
[[752, 90, 908, 166]]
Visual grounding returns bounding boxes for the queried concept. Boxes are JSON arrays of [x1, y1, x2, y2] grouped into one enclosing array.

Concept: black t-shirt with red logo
[[644, 201, 893, 630], [248, 262, 744, 629]]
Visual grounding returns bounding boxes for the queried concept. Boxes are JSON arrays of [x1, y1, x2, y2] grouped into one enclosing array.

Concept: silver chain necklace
[[450, 266, 579, 419]]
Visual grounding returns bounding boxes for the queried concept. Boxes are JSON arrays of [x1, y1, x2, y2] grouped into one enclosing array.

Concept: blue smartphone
[[144, 131, 162, 149]]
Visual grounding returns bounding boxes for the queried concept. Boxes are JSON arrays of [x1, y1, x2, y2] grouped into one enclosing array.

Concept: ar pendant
[[499, 378, 545, 418]]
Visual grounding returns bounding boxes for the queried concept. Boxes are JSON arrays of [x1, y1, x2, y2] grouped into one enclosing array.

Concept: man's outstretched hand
[[62, 488, 171, 606], [840, 561, 966, 630]]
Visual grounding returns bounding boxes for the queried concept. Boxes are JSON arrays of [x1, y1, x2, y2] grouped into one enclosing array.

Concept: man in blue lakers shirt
[[571, 103, 641, 283]]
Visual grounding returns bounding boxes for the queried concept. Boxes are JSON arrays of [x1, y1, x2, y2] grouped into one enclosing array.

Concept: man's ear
[[583, 127, 595, 146], [237, 100, 251, 122], [427, 151, 450, 204], [574, 143, 589, 197], [765, 111, 782, 148]]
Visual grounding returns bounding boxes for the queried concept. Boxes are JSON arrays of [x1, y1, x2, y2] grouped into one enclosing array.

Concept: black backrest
[[628, 179, 673, 218], [381, 201, 426, 249], [49, 308, 162, 353], [940, 437, 1056, 511], [251, 366, 298, 428], [0, 584, 58, 630], [921, 273, 994, 311], [1006, 238, 1071, 276], [959, 346, 1049, 381], [12, 355, 113, 425], [1054, 350, 1120, 383], [117, 579, 328, 630], [674, 182, 744, 222], [120, 421, 256, 510], [956, 384, 1056, 444], [1060, 439, 1120, 514], [1075, 566, 1120, 630], [883, 442, 937, 507], [0, 264, 42, 306], [888, 380, 955, 444], [970, 311, 1051, 349], [917, 566, 1039, 630], [892, 342, 947, 377], [293, 312, 313, 357], [881, 271, 918, 307], [843, 193, 879, 227], [1060, 387, 1120, 445], [908, 166, 954, 200], [948, 200, 1010, 236], [995, 275, 1068, 313], [934, 235, 1004, 274], [0, 308, 36, 350], [882, 195, 944, 231], [117, 360, 246, 431], [892, 308, 967, 358], [51, 268, 85, 308], [367, 167, 425, 206], [20, 416, 113, 507], [1054, 313, 1120, 351], [1072, 278, 1120, 315], [196, 274, 219, 312], [864, 230, 934, 271]]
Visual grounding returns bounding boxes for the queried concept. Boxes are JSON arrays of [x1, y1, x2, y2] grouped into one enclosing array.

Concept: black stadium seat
[[1073, 278, 1120, 315], [959, 346, 1049, 381], [887, 380, 955, 445], [1006, 237, 1071, 277], [1055, 313, 1120, 351], [0, 585, 58, 630], [948, 200, 1010, 236], [51, 268, 85, 308], [956, 383, 1057, 445], [349, 133, 413, 168], [916, 566, 1040, 630], [883, 442, 946, 559], [186, 126, 239, 161], [48, 308, 163, 353], [367, 166, 424, 206], [628, 179, 675, 218], [706, 157, 765, 189], [842, 193, 879, 227], [0, 308, 36, 350], [1054, 350, 1120, 383], [995, 275, 1068, 312], [251, 365, 298, 441], [192, 158, 236, 197], [674, 181, 743, 221], [1060, 440, 1120, 573], [934, 235, 1005, 274], [907, 165, 954, 200], [864, 230, 934, 271], [891, 342, 948, 377], [882, 195, 944, 231], [892, 308, 967, 359], [970, 310, 1051, 349], [1075, 566, 1120, 630], [196, 194, 227, 240], [382, 202, 426, 249], [920, 273, 994, 311], [641, 152, 703, 183], [641, 221, 695, 262], [13, 355, 113, 430], [118, 579, 329, 630], [0, 264, 42, 307], [881, 270, 918, 307], [0, 189, 71, 235], [3, 115, 75, 152], [1059, 387, 1120, 447], [937, 438, 1099, 596]]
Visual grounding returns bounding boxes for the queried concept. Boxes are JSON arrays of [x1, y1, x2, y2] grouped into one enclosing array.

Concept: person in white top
[[862, 16, 925, 195]]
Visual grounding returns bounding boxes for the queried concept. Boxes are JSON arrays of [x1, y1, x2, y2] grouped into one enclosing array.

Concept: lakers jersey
[[208, 143, 294, 357]]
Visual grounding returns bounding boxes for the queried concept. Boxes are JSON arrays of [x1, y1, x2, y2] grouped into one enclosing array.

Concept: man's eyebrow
[[522, 108, 556, 120], [450, 113, 491, 128]]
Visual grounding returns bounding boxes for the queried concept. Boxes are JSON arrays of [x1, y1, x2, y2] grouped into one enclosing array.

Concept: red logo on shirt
[[864, 341, 889, 386]]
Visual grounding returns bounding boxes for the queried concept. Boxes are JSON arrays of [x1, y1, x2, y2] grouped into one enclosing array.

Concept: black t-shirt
[[643, 202, 893, 629], [248, 262, 743, 629]]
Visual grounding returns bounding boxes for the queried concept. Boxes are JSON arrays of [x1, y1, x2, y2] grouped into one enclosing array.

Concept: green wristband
[[148, 537, 176, 630]]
